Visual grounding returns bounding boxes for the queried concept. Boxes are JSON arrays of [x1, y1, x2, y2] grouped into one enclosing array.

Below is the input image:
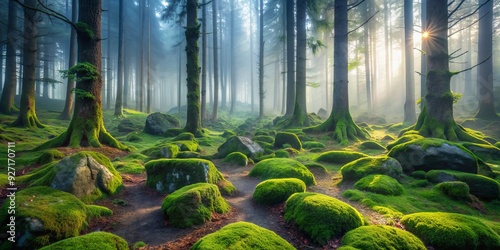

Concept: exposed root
[[304, 111, 369, 145], [11, 111, 45, 129]]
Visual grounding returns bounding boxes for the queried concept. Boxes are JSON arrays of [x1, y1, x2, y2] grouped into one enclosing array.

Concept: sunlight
[[422, 31, 430, 38]]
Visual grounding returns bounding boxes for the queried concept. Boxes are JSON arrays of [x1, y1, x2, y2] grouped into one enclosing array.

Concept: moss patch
[[461, 142, 500, 162], [315, 150, 368, 164], [435, 181, 471, 201], [359, 141, 386, 151], [425, 170, 500, 200], [191, 221, 295, 250], [141, 142, 180, 159], [274, 132, 302, 150], [284, 192, 365, 245], [254, 135, 274, 144], [354, 175, 404, 195], [249, 158, 316, 186], [40, 232, 128, 250], [275, 149, 290, 158], [401, 212, 500, 250], [302, 141, 325, 149], [386, 134, 424, 150], [35, 149, 65, 165], [173, 132, 196, 141], [222, 152, 248, 166], [161, 183, 230, 228], [339, 225, 426, 250], [253, 178, 306, 205], [340, 156, 402, 182]]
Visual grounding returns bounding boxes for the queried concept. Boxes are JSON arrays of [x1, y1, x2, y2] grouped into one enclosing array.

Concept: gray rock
[[144, 112, 180, 135], [216, 136, 264, 158], [317, 108, 328, 120]]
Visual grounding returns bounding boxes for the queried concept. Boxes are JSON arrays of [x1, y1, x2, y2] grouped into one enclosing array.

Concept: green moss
[[315, 150, 368, 164], [176, 151, 201, 158], [274, 132, 302, 150], [161, 183, 230, 228], [256, 140, 273, 149], [254, 135, 274, 144], [435, 181, 471, 201], [126, 133, 143, 142], [173, 140, 201, 152], [164, 128, 184, 137], [309, 147, 323, 153], [495, 142, 500, 148], [284, 192, 365, 245], [133, 241, 147, 249], [354, 175, 404, 195], [409, 179, 430, 188], [0, 174, 8, 187], [381, 134, 396, 141], [401, 212, 500, 250], [275, 149, 290, 158], [221, 130, 236, 138], [341, 156, 402, 181], [386, 134, 424, 150], [141, 143, 180, 159], [39, 232, 128, 250], [304, 163, 328, 175], [145, 158, 236, 195], [113, 153, 147, 174], [0, 187, 89, 249], [173, 132, 196, 141], [255, 130, 272, 136], [461, 142, 500, 162], [359, 141, 386, 151], [425, 170, 500, 200], [86, 205, 113, 218], [35, 149, 65, 165], [340, 225, 426, 250], [249, 158, 316, 186], [302, 141, 326, 149], [191, 221, 295, 250], [222, 152, 248, 166], [411, 170, 427, 179], [253, 178, 306, 205]]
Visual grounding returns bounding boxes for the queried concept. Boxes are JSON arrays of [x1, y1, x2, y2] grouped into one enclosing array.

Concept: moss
[[249, 158, 316, 186], [164, 128, 184, 137], [161, 183, 230, 228], [410, 179, 430, 188], [173, 140, 201, 152], [309, 147, 323, 153], [221, 130, 236, 138], [302, 141, 325, 149], [145, 158, 236, 195], [252, 153, 276, 163], [255, 130, 272, 136], [253, 178, 306, 205], [0, 174, 8, 187], [381, 134, 396, 141], [401, 212, 500, 250], [222, 152, 248, 166], [256, 140, 273, 149], [254, 135, 274, 144], [191, 221, 295, 250], [315, 150, 368, 164], [39, 232, 128, 250], [141, 143, 180, 159], [133, 241, 147, 249], [495, 142, 500, 148], [173, 132, 196, 141], [274, 132, 302, 150], [411, 170, 427, 179], [341, 156, 403, 182], [304, 163, 328, 175], [435, 181, 471, 201], [284, 192, 365, 245], [0, 187, 89, 249], [275, 149, 290, 158], [176, 151, 201, 158], [386, 134, 424, 150], [358, 141, 386, 151], [354, 175, 404, 196], [126, 133, 143, 142], [339, 225, 426, 250], [425, 170, 500, 200], [35, 149, 65, 165], [461, 142, 500, 162]]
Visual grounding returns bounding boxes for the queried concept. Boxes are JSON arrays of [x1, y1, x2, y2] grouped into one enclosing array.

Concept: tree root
[[304, 111, 369, 145], [11, 111, 44, 129]]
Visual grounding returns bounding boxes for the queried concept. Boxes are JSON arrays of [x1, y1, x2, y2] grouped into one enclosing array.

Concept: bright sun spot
[[422, 31, 430, 38]]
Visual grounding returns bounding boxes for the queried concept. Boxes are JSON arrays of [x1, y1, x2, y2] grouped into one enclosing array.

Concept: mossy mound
[[274, 132, 302, 150], [354, 174, 403, 195], [39, 232, 128, 250], [173, 132, 196, 141], [461, 142, 500, 162], [381, 134, 396, 141], [253, 178, 306, 205], [284, 192, 365, 245], [164, 128, 184, 137], [145, 158, 236, 195], [495, 142, 500, 148], [358, 141, 386, 151], [21, 151, 122, 202], [386, 134, 424, 150], [275, 149, 290, 158], [315, 151, 368, 164], [173, 140, 201, 152], [341, 156, 402, 181], [222, 152, 248, 166], [221, 130, 236, 138], [255, 130, 273, 136], [302, 141, 326, 149], [176, 151, 201, 158], [401, 212, 500, 250], [0, 187, 89, 249], [339, 225, 426, 250], [161, 183, 230, 228], [126, 132, 143, 142], [191, 221, 295, 250], [425, 170, 500, 200], [141, 142, 179, 159], [436, 181, 471, 200], [144, 112, 180, 135], [249, 158, 316, 186], [254, 135, 275, 144], [410, 170, 427, 179], [35, 149, 65, 165], [304, 163, 328, 175]]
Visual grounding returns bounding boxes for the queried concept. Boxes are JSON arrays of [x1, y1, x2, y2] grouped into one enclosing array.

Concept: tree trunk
[[258, 0, 264, 118], [114, 0, 124, 117], [229, 0, 236, 114], [0, 0, 19, 114], [12, 0, 44, 128], [42, 44, 49, 99], [201, 0, 207, 120], [106, 2, 112, 110], [250, 0, 255, 114], [211, 0, 219, 121], [285, 0, 295, 115], [403, 0, 416, 124], [384, 0, 391, 92], [138, 0, 145, 112], [177, 44, 182, 114], [363, 1, 372, 110], [146, 0, 152, 113], [420, 0, 427, 108], [474, 0, 498, 120], [281, 0, 287, 115], [304, 0, 368, 145], [292, 0, 308, 125], [59, 0, 78, 120], [184, 0, 203, 136], [38, 0, 125, 149]]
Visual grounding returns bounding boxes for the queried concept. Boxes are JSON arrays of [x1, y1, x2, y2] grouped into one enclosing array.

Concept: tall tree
[[420, 0, 427, 108], [258, 0, 264, 118], [12, 0, 44, 128], [292, 0, 308, 125], [403, 0, 416, 123], [304, 0, 368, 144], [146, 0, 152, 113], [229, 0, 236, 114], [211, 0, 219, 121], [0, 0, 20, 114], [362, 0, 372, 110], [114, 0, 124, 117], [474, 0, 498, 120], [201, 0, 207, 120], [285, 0, 295, 115], [59, 0, 77, 120]]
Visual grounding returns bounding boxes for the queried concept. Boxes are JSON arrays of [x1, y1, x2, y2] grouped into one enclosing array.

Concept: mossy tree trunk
[[200, 0, 207, 121], [303, 0, 368, 145], [211, 0, 219, 121], [184, 0, 203, 135], [38, 0, 125, 150], [292, 0, 309, 126], [59, 0, 77, 120], [0, 0, 20, 115], [12, 0, 44, 128]]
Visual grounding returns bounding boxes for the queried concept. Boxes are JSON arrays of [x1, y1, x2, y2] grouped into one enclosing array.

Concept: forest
[[0, 0, 499, 249]]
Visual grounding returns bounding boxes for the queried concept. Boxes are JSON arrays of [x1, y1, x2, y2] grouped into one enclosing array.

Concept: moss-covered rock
[[304, 163, 328, 175], [40, 232, 128, 250], [274, 132, 302, 150], [461, 142, 500, 162], [315, 151, 368, 164], [126, 132, 143, 142], [410, 170, 427, 179], [425, 170, 500, 200], [401, 212, 500, 250], [436, 181, 471, 200], [191, 221, 295, 250], [176, 151, 201, 158], [141, 143, 179, 159], [358, 141, 386, 151], [253, 178, 306, 205], [216, 136, 264, 158], [222, 152, 248, 166], [173, 132, 196, 141], [145, 158, 235, 195], [388, 138, 479, 174], [221, 130, 236, 138], [495, 141, 500, 148], [173, 140, 201, 152], [161, 183, 230, 228], [35, 149, 65, 165], [341, 156, 402, 181], [249, 158, 316, 186], [354, 174, 403, 195], [254, 135, 275, 144], [302, 141, 326, 149], [0, 187, 90, 249], [381, 134, 396, 141], [339, 225, 426, 250], [143, 112, 180, 135], [275, 149, 290, 158], [284, 192, 365, 245], [386, 134, 424, 150]]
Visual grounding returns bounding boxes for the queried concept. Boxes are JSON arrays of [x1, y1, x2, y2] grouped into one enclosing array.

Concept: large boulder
[[40, 232, 128, 250], [216, 136, 264, 158], [249, 158, 316, 186], [191, 222, 295, 250], [340, 156, 403, 181], [274, 132, 302, 150], [144, 112, 180, 135], [339, 225, 426, 250], [388, 138, 478, 174], [425, 170, 500, 200], [145, 158, 236, 195]]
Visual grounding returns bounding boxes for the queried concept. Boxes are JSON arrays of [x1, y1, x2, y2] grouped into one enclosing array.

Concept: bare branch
[[448, 0, 466, 18], [448, 12, 486, 37], [13, 0, 77, 30], [451, 54, 492, 76], [348, 0, 365, 11], [348, 10, 379, 35], [449, 0, 491, 29]]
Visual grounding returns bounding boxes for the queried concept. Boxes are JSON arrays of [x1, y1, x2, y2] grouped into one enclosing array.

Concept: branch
[[448, 0, 491, 29], [13, 0, 77, 30], [448, 12, 486, 37], [348, 0, 365, 11], [448, 0, 466, 18], [451, 54, 491, 76], [348, 10, 379, 35]]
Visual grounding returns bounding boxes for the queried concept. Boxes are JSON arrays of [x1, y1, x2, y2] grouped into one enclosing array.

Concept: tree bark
[[201, 0, 207, 120], [258, 0, 264, 118], [114, 0, 124, 117], [292, 0, 308, 125], [420, 0, 427, 109], [363, 1, 372, 110], [59, 0, 78, 120], [403, 0, 416, 123], [229, 0, 236, 114], [211, 0, 219, 121], [285, 0, 295, 115], [0, 0, 20, 114]]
